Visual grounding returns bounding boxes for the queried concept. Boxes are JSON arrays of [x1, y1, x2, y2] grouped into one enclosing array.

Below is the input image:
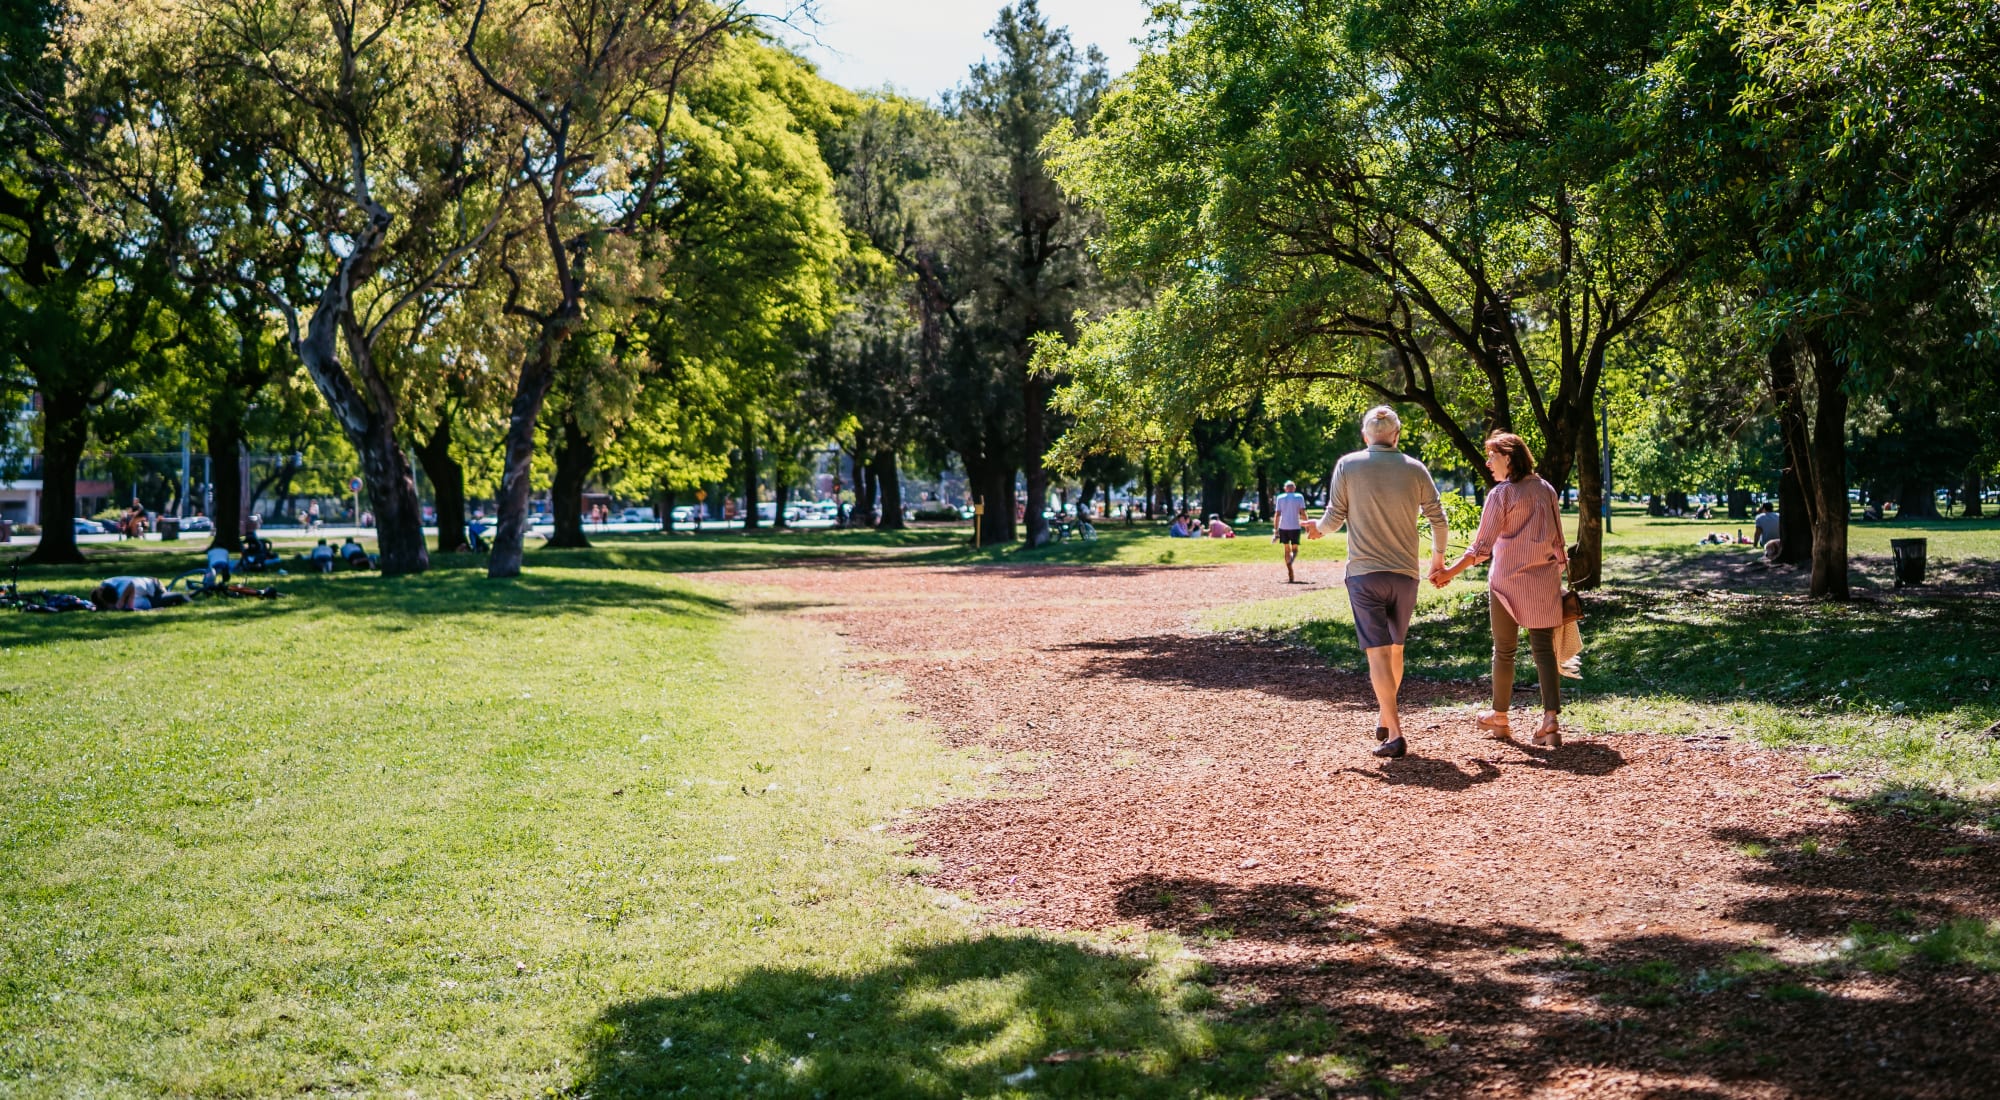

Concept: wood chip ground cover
[[697, 558, 2000, 1098]]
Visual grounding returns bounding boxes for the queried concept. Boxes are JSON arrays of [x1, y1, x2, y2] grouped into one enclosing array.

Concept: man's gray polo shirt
[[1315, 444, 1448, 577]]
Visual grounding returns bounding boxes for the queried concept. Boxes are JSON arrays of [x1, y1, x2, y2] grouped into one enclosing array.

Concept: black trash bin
[[158, 516, 180, 541], [1890, 538, 1926, 587]]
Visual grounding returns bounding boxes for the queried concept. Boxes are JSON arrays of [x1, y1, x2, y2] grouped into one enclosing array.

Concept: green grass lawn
[[0, 547, 1364, 1097], [6, 508, 1997, 1093]]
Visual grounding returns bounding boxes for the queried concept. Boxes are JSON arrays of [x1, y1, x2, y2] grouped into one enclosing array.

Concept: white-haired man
[[1272, 479, 1308, 583], [1306, 406, 1449, 758]]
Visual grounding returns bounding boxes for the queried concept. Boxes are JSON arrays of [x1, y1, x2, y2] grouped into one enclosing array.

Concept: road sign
[[349, 477, 362, 494]]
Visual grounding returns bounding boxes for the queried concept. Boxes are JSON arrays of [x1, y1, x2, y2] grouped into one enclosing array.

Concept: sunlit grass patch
[[0, 550, 1378, 1095], [1841, 919, 2000, 974]]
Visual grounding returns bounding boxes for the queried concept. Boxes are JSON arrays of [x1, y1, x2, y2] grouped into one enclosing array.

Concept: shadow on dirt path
[[686, 559, 2000, 1098]]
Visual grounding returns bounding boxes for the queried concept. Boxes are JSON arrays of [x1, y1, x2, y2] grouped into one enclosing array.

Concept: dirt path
[[696, 559, 2000, 1098]]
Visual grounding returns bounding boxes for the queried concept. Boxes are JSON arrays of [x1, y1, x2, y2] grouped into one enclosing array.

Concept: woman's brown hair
[[1484, 431, 1536, 483]]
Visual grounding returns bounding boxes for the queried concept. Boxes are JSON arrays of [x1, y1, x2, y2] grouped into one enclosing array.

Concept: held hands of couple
[[1428, 553, 1454, 589]]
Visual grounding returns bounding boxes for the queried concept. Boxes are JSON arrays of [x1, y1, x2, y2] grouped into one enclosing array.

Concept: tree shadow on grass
[[573, 935, 1356, 1098], [0, 561, 737, 650]]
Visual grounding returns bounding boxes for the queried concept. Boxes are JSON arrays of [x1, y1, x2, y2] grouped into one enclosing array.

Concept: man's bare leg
[[1365, 643, 1405, 738], [1284, 542, 1297, 582]]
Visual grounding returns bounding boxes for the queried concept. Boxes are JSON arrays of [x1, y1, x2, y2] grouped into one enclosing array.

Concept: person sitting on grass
[[1207, 513, 1235, 539], [1167, 512, 1193, 538], [1753, 502, 1781, 547], [240, 536, 280, 572], [90, 575, 167, 611], [309, 538, 335, 574], [341, 537, 372, 570], [204, 546, 233, 585]]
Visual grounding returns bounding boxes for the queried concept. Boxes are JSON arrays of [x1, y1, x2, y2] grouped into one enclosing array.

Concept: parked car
[[74, 518, 107, 535], [180, 515, 214, 532], [670, 506, 698, 524], [620, 507, 647, 523]]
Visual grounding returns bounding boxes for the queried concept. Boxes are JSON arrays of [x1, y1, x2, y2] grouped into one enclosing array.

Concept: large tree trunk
[[22, 393, 88, 566], [487, 326, 574, 579], [1560, 392, 1608, 592], [1191, 419, 1237, 526], [413, 412, 470, 554], [1256, 464, 1272, 521], [1777, 456, 1814, 565], [1898, 479, 1941, 519], [850, 443, 873, 526], [965, 455, 1015, 545], [1772, 336, 1817, 567], [1773, 331, 1850, 597], [1142, 457, 1155, 519], [1197, 468, 1235, 525], [1727, 488, 1753, 521], [872, 450, 904, 530], [772, 480, 791, 529], [1966, 467, 1986, 519], [660, 489, 677, 533], [1023, 374, 1050, 547], [1570, 406, 1606, 590], [353, 418, 429, 576], [740, 418, 760, 531], [1803, 334, 1850, 599], [292, 217, 430, 576], [204, 406, 247, 553], [546, 412, 594, 549]]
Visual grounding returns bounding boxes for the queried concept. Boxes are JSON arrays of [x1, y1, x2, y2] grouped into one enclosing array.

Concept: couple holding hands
[[1303, 407, 1570, 759]]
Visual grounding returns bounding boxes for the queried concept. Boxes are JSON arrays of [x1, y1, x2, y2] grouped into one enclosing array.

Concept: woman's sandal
[[1474, 710, 1512, 738], [1532, 717, 1562, 748]]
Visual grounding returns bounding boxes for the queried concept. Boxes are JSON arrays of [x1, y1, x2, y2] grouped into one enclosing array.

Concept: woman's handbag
[[1557, 561, 1585, 677], [1558, 538, 1586, 623]]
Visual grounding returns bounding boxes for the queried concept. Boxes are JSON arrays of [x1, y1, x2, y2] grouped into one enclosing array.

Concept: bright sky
[[785, 0, 1154, 102]]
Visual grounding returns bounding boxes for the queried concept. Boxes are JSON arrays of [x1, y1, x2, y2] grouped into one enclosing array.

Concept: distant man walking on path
[[1306, 407, 1449, 759], [1272, 480, 1308, 583]]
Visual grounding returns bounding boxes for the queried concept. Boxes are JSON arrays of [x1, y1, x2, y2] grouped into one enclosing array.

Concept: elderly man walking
[[1306, 406, 1449, 758], [1272, 479, 1308, 583]]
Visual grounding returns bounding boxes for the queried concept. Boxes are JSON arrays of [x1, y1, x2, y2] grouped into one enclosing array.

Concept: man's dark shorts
[[1345, 571, 1420, 649], [1276, 527, 1302, 545]]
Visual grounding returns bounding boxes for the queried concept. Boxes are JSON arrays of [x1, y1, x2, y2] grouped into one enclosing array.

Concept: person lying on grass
[[90, 576, 169, 611]]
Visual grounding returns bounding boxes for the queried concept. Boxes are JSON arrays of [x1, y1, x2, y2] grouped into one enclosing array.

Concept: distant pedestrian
[[1305, 406, 1449, 759], [1272, 479, 1307, 583]]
